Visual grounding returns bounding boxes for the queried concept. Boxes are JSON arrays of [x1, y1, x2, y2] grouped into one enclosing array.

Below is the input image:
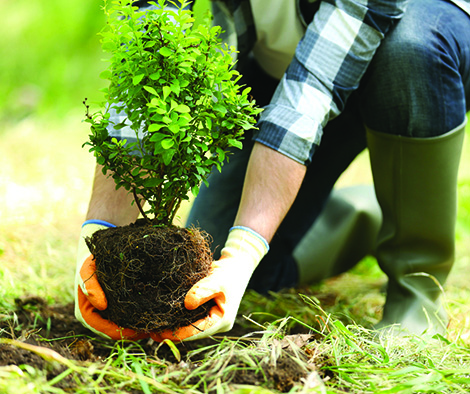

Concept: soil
[[86, 220, 215, 333], [0, 296, 337, 392]]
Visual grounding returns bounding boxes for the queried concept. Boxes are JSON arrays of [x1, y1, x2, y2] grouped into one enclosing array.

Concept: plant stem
[[132, 188, 149, 222]]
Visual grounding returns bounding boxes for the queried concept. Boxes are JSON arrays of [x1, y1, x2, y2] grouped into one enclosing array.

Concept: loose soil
[[0, 296, 337, 392], [86, 220, 215, 333]]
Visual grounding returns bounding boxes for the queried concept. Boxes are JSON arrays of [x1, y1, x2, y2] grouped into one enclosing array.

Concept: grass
[[2, 1, 470, 391], [0, 115, 470, 393]]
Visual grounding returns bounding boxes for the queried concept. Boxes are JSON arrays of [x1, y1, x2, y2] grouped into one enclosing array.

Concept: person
[[75, 0, 470, 341]]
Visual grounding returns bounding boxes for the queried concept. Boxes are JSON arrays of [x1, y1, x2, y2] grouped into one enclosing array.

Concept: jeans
[[187, 0, 470, 294], [360, 0, 470, 136]]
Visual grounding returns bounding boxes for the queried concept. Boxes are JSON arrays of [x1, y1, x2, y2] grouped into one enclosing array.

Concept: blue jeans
[[187, 0, 470, 294], [360, 0, 470, 136]]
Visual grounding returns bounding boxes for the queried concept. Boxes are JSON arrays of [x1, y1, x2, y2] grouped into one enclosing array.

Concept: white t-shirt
[[250, 0, 306, 80]]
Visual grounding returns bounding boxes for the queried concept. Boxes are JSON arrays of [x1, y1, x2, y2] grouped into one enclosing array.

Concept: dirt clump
[[86, 220, 215, 333]]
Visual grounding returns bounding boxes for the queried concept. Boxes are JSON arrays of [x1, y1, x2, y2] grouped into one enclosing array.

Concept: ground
[[1, 116, 470, 393], [0, 293, 339, 393]]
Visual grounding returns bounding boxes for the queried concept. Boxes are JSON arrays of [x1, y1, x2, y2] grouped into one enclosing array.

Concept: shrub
[[84, 0, 261, 225]]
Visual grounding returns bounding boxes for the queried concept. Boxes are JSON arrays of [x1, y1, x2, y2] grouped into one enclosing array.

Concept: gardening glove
[[75, 220, 149, 341], [153, 226, 269, 342]]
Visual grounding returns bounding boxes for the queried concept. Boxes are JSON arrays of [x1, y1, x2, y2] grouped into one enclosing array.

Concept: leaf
[[132, 73, 145, 85], [143, 178, 163, 188], [161, 139, 174, 149], [148, 123, 163, 132], [213, 103, 227, 114], [99, 70, 112, 80], [149, 132, 166, 142], [191, 185, 199, 197], [227, 139, 243, 149], [159, 47, 172, 57], [163, 86, 172, 100], [168, 124, 180, 134], [173, 104, 190, 113], [216, 147, 225, 161], [162, 149, 175, 165], [162, 339, 181, 362], [149, 72, 160, 80], [171, 79, 180, 95], [196, 166, 206, 175], [143, 86, 158, 96]]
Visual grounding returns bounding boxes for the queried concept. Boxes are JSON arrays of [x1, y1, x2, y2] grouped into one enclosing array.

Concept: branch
[[132, 188, 149, 222]]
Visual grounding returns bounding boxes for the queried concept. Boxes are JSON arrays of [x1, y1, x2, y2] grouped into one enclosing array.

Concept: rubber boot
[[294, 185, 382, 285], [367, 122, 466, 336]]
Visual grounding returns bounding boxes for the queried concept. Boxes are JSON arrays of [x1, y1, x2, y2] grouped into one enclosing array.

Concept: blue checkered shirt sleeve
[[253, 0, 409, 165]]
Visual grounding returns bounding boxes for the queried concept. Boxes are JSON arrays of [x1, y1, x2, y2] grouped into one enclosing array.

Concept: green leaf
[[149, 72, 160, 80], [149, 132, 166, 142], [168, 124, 180, 134], [144, 177, 163, 188], [99, 70, 112, 80], [143, 86, 158, 96], [227, 139, 243, 149], [162, 149, 175, 165], [174, 104, 190, 113], [161, 139, 174, 149], [191, 185, 199, 197], [171, 79, 180, 96], [216, 147, 226, 161], [163, 86, 172, 100], [159, 47, 172, 57], [148, 123, 163, 132], [132, 73, 145, 85], [162, 339, 181, 362], [213, 103, 227, 114]]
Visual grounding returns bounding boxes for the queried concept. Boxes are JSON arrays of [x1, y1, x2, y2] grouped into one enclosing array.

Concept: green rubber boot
[[294, 185, 382, 285], [367, 121, 466, 336]]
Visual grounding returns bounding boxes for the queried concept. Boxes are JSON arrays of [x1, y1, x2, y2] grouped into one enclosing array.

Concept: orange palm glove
[[154, 226, 269, 342], [74, 221, 150, 341]]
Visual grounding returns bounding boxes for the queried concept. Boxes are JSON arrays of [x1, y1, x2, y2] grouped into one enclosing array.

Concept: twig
[[132, 188, 149, 222]]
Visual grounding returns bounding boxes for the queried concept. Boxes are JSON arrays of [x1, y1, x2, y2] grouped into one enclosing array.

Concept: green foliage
[[85, 0, 261, 225], [0, 0, 106, 123]]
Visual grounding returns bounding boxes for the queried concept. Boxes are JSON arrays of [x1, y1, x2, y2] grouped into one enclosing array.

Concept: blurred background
[[0, 0, 469, 334], [0, 0, 110, 304], [1, 0, 106, 123]]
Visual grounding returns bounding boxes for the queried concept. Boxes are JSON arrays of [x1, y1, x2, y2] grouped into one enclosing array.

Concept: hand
[[154, 227, 269, 342], [74, 221, 149, 340]]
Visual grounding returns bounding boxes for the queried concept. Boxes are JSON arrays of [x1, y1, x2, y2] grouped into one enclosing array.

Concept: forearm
[[233, 142, 306, 243], [86, 164, 140, 226]]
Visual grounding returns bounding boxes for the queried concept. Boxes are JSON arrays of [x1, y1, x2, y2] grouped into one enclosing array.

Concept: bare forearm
[[86, 164, 140, 226], [234, 142, 307, 243]]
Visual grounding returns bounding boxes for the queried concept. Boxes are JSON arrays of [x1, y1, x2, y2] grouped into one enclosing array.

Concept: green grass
[[2, 1, 470, 392], [1, 115, 470, 393]]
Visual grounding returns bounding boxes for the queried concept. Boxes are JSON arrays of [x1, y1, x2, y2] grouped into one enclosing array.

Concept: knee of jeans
[[360, 31, 445, 135], [370, 28, 438, 94]]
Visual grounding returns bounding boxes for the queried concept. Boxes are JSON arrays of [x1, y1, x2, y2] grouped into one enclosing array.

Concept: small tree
[[84, 0, 261, 225]]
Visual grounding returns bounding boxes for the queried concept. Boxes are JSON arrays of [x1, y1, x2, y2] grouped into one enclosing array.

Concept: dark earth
[[86, 221, 216, 333], [0, 294, 339, 392]]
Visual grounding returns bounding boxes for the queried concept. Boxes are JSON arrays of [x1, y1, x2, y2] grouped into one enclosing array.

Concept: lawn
[[1, 0, 470, 392], [1, 113, 470, 393]]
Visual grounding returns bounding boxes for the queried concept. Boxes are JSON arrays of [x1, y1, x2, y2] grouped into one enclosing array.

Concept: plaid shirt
[[131, 0, 468, 165], [211, 0, 411, 165]]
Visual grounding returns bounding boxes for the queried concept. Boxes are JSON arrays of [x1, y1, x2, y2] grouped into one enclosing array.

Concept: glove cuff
[[80, 220, 115, 239], [77, 220, 115, 271], [222, 226, 269, 270], [82, 219, 116, 229]]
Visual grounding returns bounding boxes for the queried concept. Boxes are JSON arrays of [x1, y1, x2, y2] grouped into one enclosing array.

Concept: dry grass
[[1, 115, 470, 393]]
